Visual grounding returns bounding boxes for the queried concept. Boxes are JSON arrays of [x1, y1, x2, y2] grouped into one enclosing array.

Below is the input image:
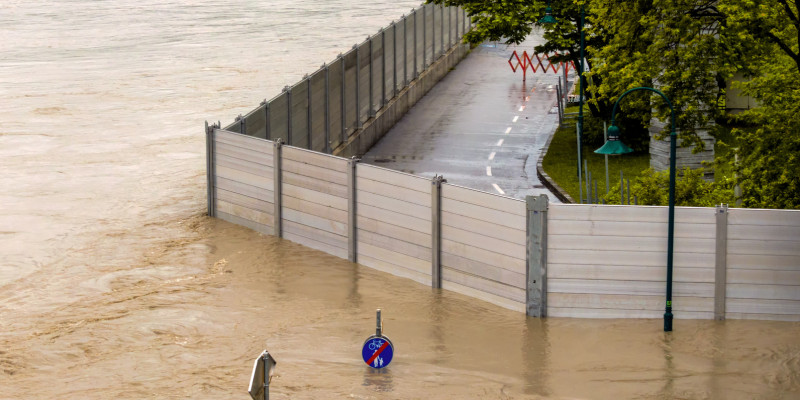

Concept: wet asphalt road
[[362, 33, 567, 202]]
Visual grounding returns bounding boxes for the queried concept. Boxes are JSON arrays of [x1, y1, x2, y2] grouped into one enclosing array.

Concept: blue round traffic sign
[[361, 335, 394, 369]]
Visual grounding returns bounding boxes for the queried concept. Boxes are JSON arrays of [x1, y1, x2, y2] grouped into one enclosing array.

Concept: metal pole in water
[[268, 355, 269, 400], [376, 309, 382, 337]]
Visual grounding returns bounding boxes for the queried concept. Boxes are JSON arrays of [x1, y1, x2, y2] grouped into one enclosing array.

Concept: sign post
[[248, 350, 277, 400], [361, 309, 394, 369]]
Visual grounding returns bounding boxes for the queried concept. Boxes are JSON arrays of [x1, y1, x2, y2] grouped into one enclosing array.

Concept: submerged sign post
[[361, 309, 394, 369], [248, 350, 277, 400]]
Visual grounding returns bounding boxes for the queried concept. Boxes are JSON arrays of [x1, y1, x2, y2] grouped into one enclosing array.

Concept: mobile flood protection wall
[[223, 3, 471, 158], [206, 127, 800, 322]]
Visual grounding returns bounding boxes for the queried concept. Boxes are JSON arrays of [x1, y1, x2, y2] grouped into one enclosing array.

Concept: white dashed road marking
[[492, 184, 505, 195], [497, 139, 504, 146], [486, 166, 492, 176], [512, 116, 519, 123], [488, 152, 496, 160]]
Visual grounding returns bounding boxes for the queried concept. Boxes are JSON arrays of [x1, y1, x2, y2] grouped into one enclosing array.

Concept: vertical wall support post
[[324, 64, 330, 154], [205, 121, 216, 217], [347, 157, 360, 263], [237, 114, 246, 136], [340, 54, 346, 144], [355, 45, 361, 129], [431, 175, 446, 288], [306, 75, 312, 150], [714, 204, 729, 320], [273, 139, 284, 237], [368, 37, 374, 118], [264, 100, 271, 140], [285, 86, 293, 145], [526, 194, 549, 317]]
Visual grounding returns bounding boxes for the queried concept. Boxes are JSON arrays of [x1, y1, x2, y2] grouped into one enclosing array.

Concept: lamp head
[[595, 124, 634, 155], [539, 5, 558, 24]]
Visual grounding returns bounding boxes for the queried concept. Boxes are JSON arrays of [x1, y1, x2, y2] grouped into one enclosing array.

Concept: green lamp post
[[595, 86, 677, 332], [539, 1, 586, 202]]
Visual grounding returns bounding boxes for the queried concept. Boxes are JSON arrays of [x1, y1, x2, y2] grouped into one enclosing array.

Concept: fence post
[[273, 139, 284, 237], [392, 22, 397, 100], [306, 75, 312, 150], [404, 14, 409, 84], [526, 194, 549, 317], [431, 175, 446, 288], [368, 37, 374, 118], [440, 5, 444, 57], [422, 6, 427, 69], [463, 8, 468, 35], [413, 9, 418, 78], [205, 121, 216, 217], [381, 28, 387, 107], [347, 157, 360, 262], [324, 64, 330, 154], [432, 5, 436, 59], [448, 6, 452, 48], [715, 204, 729, 320]]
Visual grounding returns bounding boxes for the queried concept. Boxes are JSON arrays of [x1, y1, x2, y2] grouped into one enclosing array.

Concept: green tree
[[722, 1, 800, 209]]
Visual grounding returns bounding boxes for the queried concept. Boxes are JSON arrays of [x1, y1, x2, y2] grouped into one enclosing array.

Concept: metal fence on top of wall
[[224, 3, 470, 154]]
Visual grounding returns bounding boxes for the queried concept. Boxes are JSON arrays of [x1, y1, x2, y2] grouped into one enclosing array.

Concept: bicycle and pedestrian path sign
[[362, 309, 393, 369]]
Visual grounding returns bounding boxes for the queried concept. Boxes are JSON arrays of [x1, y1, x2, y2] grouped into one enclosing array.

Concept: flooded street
[[1, 1, 799, 398]]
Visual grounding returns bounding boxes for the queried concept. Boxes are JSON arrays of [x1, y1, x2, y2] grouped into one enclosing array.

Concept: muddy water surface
[[1, 1, 799, 399]]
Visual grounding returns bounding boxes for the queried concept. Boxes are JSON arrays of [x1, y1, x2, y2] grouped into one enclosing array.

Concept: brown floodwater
[[1, 1, 799, 399]]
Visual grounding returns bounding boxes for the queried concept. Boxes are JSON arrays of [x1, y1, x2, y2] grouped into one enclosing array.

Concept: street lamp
[[595, 86, 677, 332], [539, 1, 586, 203]]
